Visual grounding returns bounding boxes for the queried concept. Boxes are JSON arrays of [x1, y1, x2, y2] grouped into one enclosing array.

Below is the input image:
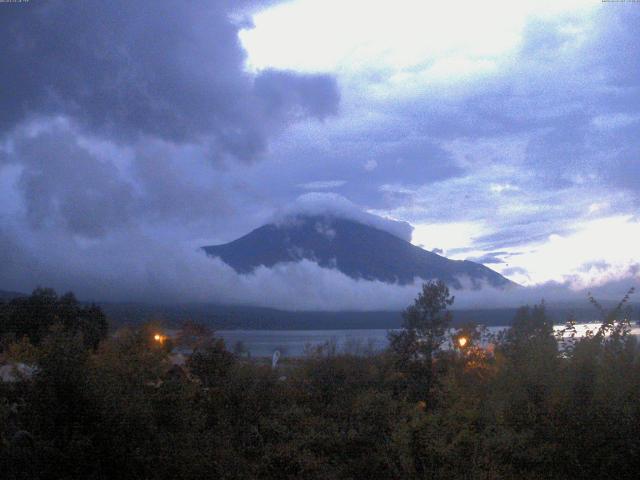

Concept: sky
[[1, 0, 639, 309]]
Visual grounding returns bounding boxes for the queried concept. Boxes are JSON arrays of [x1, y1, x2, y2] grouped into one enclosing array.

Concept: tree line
[[1, 283, 639, 479]]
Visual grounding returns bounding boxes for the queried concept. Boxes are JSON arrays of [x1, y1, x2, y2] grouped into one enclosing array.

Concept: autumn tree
[[388, 280, 454, 402]]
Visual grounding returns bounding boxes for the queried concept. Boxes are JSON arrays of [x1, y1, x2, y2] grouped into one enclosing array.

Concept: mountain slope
[[203, 215, 514, 289]]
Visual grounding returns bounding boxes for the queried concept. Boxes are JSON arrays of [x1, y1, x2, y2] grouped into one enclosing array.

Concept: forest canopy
[[0, 284, 639, 479]]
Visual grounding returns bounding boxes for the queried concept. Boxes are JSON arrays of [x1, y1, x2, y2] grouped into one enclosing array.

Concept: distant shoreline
[[99, 303, 637, 331]]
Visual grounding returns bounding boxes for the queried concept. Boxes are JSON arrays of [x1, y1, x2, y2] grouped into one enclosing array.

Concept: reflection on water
[[216, 324, 640, 358]]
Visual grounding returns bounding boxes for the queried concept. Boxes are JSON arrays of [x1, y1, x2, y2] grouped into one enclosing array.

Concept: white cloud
[[240, 0, 596, 94], [272, 192, 414, 242], [298, 179, 346, 190], [591, 113, 640, 130], [363, 159, 378, 171], [489, 215, 640, 288], [588, 202, 608, 215], [411, 221, 488, 255], [490, 183, 520, 194]]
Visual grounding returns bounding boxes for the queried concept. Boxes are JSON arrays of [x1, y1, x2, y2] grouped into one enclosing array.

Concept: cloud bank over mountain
[[272, 193, 414, 242], [3, 206, 638, 310]]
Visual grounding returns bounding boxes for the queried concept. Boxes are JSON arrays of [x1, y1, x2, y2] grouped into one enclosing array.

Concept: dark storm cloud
[[0, 0, 341, 238], [1, 0, 339, 162], [1, 121, 239, 239], [129, 141, 233, 224], [241, 118, 462, 212], [10, 126, 135, 237], [254, 70, 339, 121]]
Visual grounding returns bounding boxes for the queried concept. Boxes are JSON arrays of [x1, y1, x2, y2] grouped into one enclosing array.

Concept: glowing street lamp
[[458, 336, 468, 348]]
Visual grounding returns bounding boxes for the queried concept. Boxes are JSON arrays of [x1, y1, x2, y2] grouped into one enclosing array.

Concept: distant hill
[[0, 289, 26, 302], [99, 302, 625, 331], [100, 302, 518, 329], [203, 215, 515, 289]]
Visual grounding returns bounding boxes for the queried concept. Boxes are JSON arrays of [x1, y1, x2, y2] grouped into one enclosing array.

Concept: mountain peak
[[203, 214, 515, 289], [272, 193, 413, 241]]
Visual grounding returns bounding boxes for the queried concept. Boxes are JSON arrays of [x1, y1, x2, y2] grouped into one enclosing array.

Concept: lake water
[[217, 324, 640, 358]]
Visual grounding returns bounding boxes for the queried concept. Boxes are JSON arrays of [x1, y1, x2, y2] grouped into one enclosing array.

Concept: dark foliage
[[0, 288, 108, 349], [1, 285, 639, 479], [388, 280, 455, 402]]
